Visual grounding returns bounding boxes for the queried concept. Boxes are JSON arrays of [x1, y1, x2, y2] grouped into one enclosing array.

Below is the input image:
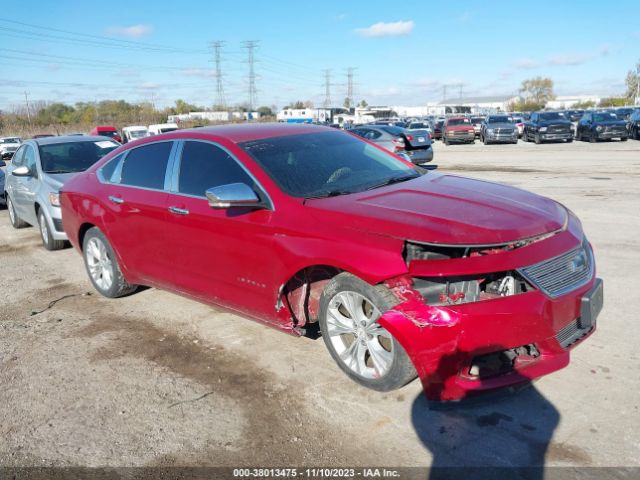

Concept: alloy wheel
[[325, 291, 394, 379], [85, 237, 114, 291]]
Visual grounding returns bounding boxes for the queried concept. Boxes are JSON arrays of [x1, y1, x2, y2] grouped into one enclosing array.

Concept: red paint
[[60, 124, 599, 400]]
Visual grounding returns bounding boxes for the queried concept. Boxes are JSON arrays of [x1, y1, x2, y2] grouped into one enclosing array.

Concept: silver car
[[4, 136, 119, 250], [480, 115, 518, 145]]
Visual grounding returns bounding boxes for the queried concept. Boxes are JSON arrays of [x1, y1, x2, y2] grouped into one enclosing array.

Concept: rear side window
[[100, 153, 123, 182], [177, 141, 253, 197], [120, 142, 172, 189]]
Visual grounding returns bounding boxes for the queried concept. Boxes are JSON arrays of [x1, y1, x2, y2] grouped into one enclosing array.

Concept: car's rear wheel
[[7, 195, 28, 229], [38, 210, 64, 251], [318, 272, 417, 392], [83, 227, 137, 298]]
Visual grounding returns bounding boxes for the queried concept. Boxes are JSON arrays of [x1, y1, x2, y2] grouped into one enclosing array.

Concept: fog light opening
[[467, 344, 540, 379]]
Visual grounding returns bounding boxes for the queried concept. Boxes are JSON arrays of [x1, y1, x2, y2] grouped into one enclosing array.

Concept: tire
[[589, 134, 597, 143], [318, 272, 417, 392], [635, 128, 640, 140], [621, 137, 627, 142], [38, 210, 64, 251], [534, 133, 542, 144], [566, 138, 573, 143], [444, 136, 449, 146], [522, 130, 528, 142], [7, 195, 28, 229], [82, 227, 137, 298]]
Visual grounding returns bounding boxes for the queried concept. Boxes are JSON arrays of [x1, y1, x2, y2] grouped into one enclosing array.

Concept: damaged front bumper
[[378, 219, 602, 401]]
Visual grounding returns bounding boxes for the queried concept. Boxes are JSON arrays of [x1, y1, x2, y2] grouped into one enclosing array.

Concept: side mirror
[[11, 165, 32, 177], [206, 182, 262, 209]]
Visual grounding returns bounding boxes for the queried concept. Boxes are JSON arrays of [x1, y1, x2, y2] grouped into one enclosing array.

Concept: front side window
[[38, 141, 118, 174], [239, 131, 420, 199], [11, 145, 26, 166], [119, 141, 173, 189], [177, 141, 253, 197], [23, 145, 37, 174]]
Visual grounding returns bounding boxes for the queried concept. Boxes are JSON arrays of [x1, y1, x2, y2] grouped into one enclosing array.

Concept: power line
[[241, 40, 259, 110], [210, 41, 226, 107], [322, 69, 332, 108]]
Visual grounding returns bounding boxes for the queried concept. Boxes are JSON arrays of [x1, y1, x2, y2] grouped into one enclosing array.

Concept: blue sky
[[1, 0, 639, 110]]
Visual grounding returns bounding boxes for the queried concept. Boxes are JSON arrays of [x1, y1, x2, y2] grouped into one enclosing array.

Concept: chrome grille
[[556, 318, 593, 349], [518, 243, 593, 298], [496, 128, 514, 134]]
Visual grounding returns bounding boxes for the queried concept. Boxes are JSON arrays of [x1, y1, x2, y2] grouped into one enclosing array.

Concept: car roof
[[175, 122, 333, 143], [28, 135, 117, 146], [93, 125, 117, 130]]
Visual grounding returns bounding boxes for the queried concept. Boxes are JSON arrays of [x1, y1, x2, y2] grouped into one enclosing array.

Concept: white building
[[167, 111, 260, 123], [545, 95, 601, 109], [438, 95, 521, 113]]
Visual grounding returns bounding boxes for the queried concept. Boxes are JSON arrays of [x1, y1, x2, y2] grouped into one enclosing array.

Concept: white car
[[0, 136, 22, 161], [148, 123, 178, 136], [121, 126, 149, 144]]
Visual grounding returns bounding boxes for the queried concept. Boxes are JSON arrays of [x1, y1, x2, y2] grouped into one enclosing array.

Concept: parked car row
[[0, 123, 603, 401]]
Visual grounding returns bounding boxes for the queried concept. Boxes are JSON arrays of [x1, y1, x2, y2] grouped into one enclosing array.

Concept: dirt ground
[[0, 138, 639, 471]]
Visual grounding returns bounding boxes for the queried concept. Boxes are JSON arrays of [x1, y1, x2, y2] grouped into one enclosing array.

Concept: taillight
[[405, 134, 414, 141], [392, 137, 405, 150]]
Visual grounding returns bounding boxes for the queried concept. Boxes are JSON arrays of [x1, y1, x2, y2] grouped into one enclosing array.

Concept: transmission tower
[[346, 67, 357, 109], [210, 41, 226, 107], [322, 69, 332, 108], [241, 40, 259, 111]]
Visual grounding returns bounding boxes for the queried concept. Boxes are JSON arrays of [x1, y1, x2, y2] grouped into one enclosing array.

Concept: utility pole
[[346, 67, 357, 109], [241, 40, 259, 111], [322, 69, 332, 108], [23, 91, 32, 126], [210, 41, 226, 108]]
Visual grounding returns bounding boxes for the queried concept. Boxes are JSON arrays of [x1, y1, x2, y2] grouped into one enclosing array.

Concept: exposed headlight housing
[[48, 192, 60, 207], [596, 125, 603, 132], [487, 129, 494, 134]]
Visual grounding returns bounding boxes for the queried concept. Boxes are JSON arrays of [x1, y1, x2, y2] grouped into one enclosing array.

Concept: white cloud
[[548, 54, 590, 66], [512, 58, 540, 69], [106, 24, 153, 38], [138, 82, 160, 90], [355, 20, 414, 38]]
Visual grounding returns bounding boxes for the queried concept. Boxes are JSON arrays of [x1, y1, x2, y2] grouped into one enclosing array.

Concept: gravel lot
[[0, 138, 639, 471]]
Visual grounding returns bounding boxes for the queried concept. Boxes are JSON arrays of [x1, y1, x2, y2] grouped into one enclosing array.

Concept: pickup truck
[[522, 112, 573, 144]]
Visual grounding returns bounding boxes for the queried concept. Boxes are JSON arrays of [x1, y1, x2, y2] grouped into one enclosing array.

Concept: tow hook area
[[466, 344, 541, 379]]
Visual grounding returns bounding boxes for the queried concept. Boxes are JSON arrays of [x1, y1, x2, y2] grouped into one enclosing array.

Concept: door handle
[[108, 195, 124, 204], [168, 206, 189, 215]]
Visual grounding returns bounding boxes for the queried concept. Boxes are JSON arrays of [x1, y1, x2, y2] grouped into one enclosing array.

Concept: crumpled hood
[[43, 172, 78, 192], [306, 173, 567, 245]]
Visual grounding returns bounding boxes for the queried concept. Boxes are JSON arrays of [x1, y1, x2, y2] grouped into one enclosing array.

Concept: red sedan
[[59, 124, 602, 401]]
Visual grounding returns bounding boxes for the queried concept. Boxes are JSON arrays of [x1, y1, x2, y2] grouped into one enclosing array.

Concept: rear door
[[163, 140, 278, 319], [103, 140, 175, 286]]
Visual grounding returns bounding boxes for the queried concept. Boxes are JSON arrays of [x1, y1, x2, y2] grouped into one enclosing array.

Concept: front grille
[[603, 126, 626, 134], [518, 242, 593, 298], [495, 128, 514, 134], [549, 125, 570, 133], [556, 318, 593, 349]]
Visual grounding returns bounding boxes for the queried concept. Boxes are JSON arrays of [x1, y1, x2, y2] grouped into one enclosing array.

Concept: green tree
[[343, 97, 351, 109], [172, 99, 201, 115], [572, 100, 596, 109], [519, 77, 555, 105], [358, 99, 368, 108], [598, 97, 627, 107], [624, 62, 639, 103], [257, 106, 274, 117], [509, 100, 545, 112]]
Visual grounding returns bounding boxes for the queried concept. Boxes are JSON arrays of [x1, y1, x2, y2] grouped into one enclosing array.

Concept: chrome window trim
[[170, 138, 274, 211]]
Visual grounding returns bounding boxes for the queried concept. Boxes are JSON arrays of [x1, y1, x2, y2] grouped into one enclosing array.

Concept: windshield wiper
[[304, 189, 354, 200], [364, 173, 420, 191]]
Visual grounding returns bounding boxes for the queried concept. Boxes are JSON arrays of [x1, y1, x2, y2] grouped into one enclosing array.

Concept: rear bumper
[[380, 277, 599, 401], [405, 147, 433, 164]]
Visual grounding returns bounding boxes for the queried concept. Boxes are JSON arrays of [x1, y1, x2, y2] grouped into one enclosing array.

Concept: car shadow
[[410, 350, 560, 480]]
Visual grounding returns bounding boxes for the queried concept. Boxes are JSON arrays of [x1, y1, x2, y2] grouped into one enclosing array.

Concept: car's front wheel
[[82, 227, 137, 298], [38, 210, 64, 251], [7, 195, 28, 228], [318, 273, 417, 391]]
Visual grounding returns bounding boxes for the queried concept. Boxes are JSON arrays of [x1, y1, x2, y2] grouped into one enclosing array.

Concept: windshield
[[447, 118, 471, 126], [0, 137, 20, 144], [487, 116, 511, 123], [129, 129, 148, 138], [408, 122, 427, 129], [39, 140, 119, 174], [470, 118, 484, 124], [593, 113, 618, 122], [238, 131, 420, 198], [539, 112, 565, 121], [98, 130, 118, 138]]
